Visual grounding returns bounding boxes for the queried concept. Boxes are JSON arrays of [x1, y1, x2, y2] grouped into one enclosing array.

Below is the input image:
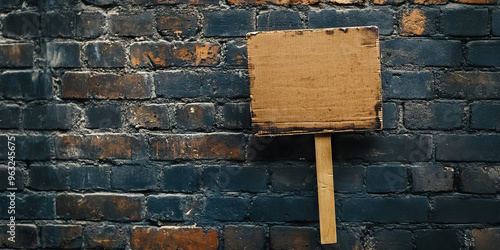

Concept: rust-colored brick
[[0, 43, 33, 67], [400, 9, 427, 36], [55, 134, 146, 159], [128, 105, 170, 129], [228, 0, 318, 4], [413, 0, 448, 4], [172, 43, 220, 66], [130, 226, 219, 250], [451, 0, 497, 3]]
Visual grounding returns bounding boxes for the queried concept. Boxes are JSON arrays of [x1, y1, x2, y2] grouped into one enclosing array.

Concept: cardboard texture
[[247, 26, 382, 136]]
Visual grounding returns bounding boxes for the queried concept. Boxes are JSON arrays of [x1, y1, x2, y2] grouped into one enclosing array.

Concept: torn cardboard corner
[[247, 26, 383, 137]]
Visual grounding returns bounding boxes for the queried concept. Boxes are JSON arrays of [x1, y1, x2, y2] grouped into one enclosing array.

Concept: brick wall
[[0, 0, 499, 249]]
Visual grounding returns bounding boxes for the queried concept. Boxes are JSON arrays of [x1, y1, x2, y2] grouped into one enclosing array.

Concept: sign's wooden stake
[[314, 133, 337, 244]]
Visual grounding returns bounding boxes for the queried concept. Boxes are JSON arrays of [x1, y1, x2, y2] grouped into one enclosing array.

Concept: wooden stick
[[314, 133, 337, 244]]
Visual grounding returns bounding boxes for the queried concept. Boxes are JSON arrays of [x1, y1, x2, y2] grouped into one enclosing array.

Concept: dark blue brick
[[205, 197, 247, 221], [222, 103, 251, 129], [0, 166, 24, 191], [257, 11, 302, 31], [41, 225, 82, 249], [204, 10, 254, 37], [383, 102, 398, 129], [29, 165, 67, 191], [147, 195, 190, 221], [24, 104, 77, 130], [309, 9, 394, 35], [76, 12, 105, 38], [203, 165, 267, 192], [46, 42, 81, 68], [3, 12, 40, 38], [85, 42, 126, 68], [155, 71, 201, 98], [412, 165, 454, 192], [111, 165, 158, 191], [162, 165, 200, 192], [0, 105, 20, 128], [441, 8, 488, 37], [471, 103, 500, 130], [366, 165, 408, 193], [0, 224, 37, 249], [382, 71, 434, 100], [248, 135, 315, 161], [176, 103, 214, 131], [109, 11, 154, 37], [0, 71, 52, 100], [83, 225, 127, 249], [0, 43, 34, 68], [438, 72, 500, 100], [43, 11, 75, 37], [373, 229, 412, 250], [0, 136, 51, 160], [432, 198, 500, 223], [225, 40, 247, 67], [86, 104, 122, 129], [436, 135, 500, 162], [494, 10, 500, 36], [0, 0, 22, 11], [83, 0, 124, 6], [270, 226, 318, 250], [271, 162, 316, 192], [459, 166, 500, 194], [415, 230, 461, 250], [69, 166, 110, 190], [467, 41, 500, 67], [224, 225, 265, 250], [404, 102, 463, 130], [341, 196, 429, 222], [201, 71, 250, 98], [250, 196, 318, 222], [382, 39, 461, 66], [156, 13, 197, 37], [0, 194, 54, 219], [334, 165, 365, 193], [332, 229, 363, 250], [38, 0, 79, 10]]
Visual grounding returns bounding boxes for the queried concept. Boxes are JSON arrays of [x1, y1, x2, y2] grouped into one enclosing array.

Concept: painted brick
[[150, 133, 245, 160], [257, 11, 302, 31], [374, 0, 405, 4], [248, 135, 315, 161], [412, 165, 454, 192], [0, 135, 51, 160], [111, 165, 158, 191], [404, 102, 463, 130], [128, 104, 170, 129], [204, 10, 254, 37], [156, 13, 197, 37], [203, 165, 267, 192], [413, 0, 448, 4], [38, 0, 80, 9], [68, 166, 110, 190], [147, 195, 191, 221], [0, 43, 34, 68], [133, 0, 218, 4], [383, 102, 398, 129], [415, 230, 460, 250], [438, 72, 500, 100], [24, 104, 77, 130], [162, 165, 200, 192], [86, 104, 122, 129], [83, 225, 128, 249], [43, 11, 75, 37], [436, 135, 500, 162], [493, 10, 500, 36], [471, 103, 500, 130], [334, 229, 363, 250], [270, 226, 318, 250], [382, 39, 461, 66], [228, 0, 318, 3], [308, 9, 394, 35], [201, 71, 250, 98], [341, 196, 429, 222], [432, 198, 500, 223], [29, 165, 67, 191], [381, 71, 434, 100], [467, 41, 500, 67], [129, 42, 172, 68], [0, 71, 52, 100], [110, 11, 153, 37], [76, 12, 105, 38], [0, 0, 22, 10], [205, 197, 247, 221], [130, 226, 219, 250], [250, 196, 318, 222], [451, 0, 496, 3], [56, 193, 143, 221], [459, 166, 500, 194], [441, 8, 488, 37], [334, 165, 365, 193], [366, 165, 408, 193], [471, 228, 500, 250], [224, 225, 265, 250], [271, 162, 316, 192], [222, 103, 251, 129], [0, 105, 20, 128], [41, 225, 82, 249], [176, 103, 215, 131], [3, 12, 40, 38], [225, 40, 247, 67], [0, 194, 54, 219], [45, 42, 81, 68], [373, 229, 412, 250], [0, 224, 37, 249], [400, 8, 438, 36], [155, 71, 201, 98], [83, 0, 124, 6], [85, 42, 125, 68], [0, 166, 24, 191], [172, 43, 221, 66]]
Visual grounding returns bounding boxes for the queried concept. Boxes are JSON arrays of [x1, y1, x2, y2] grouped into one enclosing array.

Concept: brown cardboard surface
[[247, 27, 382, 136]]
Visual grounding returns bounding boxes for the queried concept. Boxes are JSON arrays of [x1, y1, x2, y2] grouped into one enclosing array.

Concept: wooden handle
[[314, 134, 337, 244]]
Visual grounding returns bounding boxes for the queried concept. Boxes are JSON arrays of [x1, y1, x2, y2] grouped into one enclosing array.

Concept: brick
[[43, 11, 75, 37], [155, 71, 201, 98], [130, 42, 172, 68], [471, 103, 500, 130], [172, 42, 220, 67], [382, 71, 434, 100], [226, 41, 247, 67], [38, 0, 80, 9], [129, 104, 170, 129], [341, 196, 429, 222], [205, 197, 247, 221], [467, 41, 500, 67], [334, 165, 365, 193], [0, 71, 52, 100], [0, 166, 24, 191], [436, 135, 500, 162], [0, 224, 37, 249], [257, 11, 302, 31], [441, 8, 488, 37], [203, 165, 267, 192], [413, 0, 448, 4], [176, 103, 214, 131], [130, 226, 219, 250], [472, 228, 500, 250], [493, 10, 500, 36], [111, 165, 158, 191], [204, 10, 254, 37], [110, 11, 153, 37], [373, 229, 412, 250], [86, 104, 122, 129], [309, 9, 394, 35], [0, 135, 51, 160], [451, 0, 497, 3], [333, 134, 432, 162], [270, 226, 318, 250], [83, 0, 124, 6], [61, 72, 152, 99], [55, 134, 147, 160], [404, 102, 463, 130], [412, 165, 454, 192], [41, 225, 82, 249], [432, 197, 500, 223], [228, 0, 317, 3], [374, 0, 404, 5], [0, 0, 22, 10], [76, 12, 105, 38], [383, 102, 398, 129], [415, 230, 460, 250], [29, 165, 67, 191], [222, 103, 251, 129], [24, 104, 77, 130], [382, 39, 461, 66], [162, 165, 200, 192], [400, 8, 438, 36], [438, 72, 500, 100], [133, 0, 218, 4], [250, 196, 318, 221], [147, 195, 192, 221], [0, 43, 34, 68], [0, 105, 20, 128], [201, 71, 250, 98], [329, 0, 361, 3], [85, 42, 125, 68], [0, 194, 54, 219], [156, 13, 197, 37], [271, 162, 316, 192], [150, 133, 245, 160], [68, 166, 110, 190], [248, 135, 315, 161], [3, 12, 40, 38], [45, 42, 81, 68], [366, 165, 408, 193], [56, 193, 143, 221], [83, 225, 127, 249], [224, 225, 265, 250], [459, 166, 500, 194]]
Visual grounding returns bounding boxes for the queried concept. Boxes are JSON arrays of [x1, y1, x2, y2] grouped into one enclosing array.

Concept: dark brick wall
[[0, 0, 499, 249]]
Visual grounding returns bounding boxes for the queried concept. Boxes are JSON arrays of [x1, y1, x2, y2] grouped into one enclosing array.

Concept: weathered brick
[[0, 0, 22, 11], [204, 10, 254, 37], [412, 165, 454, 192], [38, 0, 80, 9], [270, 226, 318, 250], [451, 0, 496, 3], [43, 11, 75, 37], [438, 72, 500, 100], [130, 226, 219, 250], [334, 165, 365, 193], [309, 9, 394, 35], [222, 103, 251, 129], [415, 229, 460, 250], [0, 71, 52, 100], [0, 224, 37, 249], [329, 0, 361, 3], [69, 166, 110, 190], [147, 195, 192, 221], [150, 133, 245, 160], [130, 42, 172, 68], [0, 135, 51, 160], [341, 196, 429, 222], [86, 104, 122, 129], [470, 103, 500, 130], [382, 71, 434, 99], [45, 42, 81, 68], [382, 39, 461, 66], [55, 134, 147, 160], [225, 40, 247, 67], [432, 197, 500, 223], [41, 225, 82, 249], [0, 43, 34, 68], [85, 42, 125, 68], [83, 0, 124, 6], [271, 162, 316, 192], [155, 71, 201, 98], [110, 11, 153, 37], [172, 42, 221, 67], [366, 165, 408, 193], [156, 13, 197, 37], [201, 71, 250, 98], [83, 225, 127, 249], [257, 11, 302, 31], [133, 0, 218, 4], [0, 105, 20, 128], [0, 166, 24, 190], [76, 12, 105, 38], [203, 165, 267, 192], [334, 229, 364, 250], [29, 165, 67, 191], [24, 104, 77, 130], [493, 10, 500, 36], [383, 102, 398, 129], [404, 102, 463, 130], [441, 8, 489, 37], [128, 104, 170, 129], [459, 166, 500, 194], [467, 41, 500, 67], [176, 103, 215, 131], [111, 165, 158, 191], [61, 72, 152, 99], [372, 229, 412, 250], [471, 228, 500, 250], [248, 135, 315, 161], [0, 194, 54, 219], [374, 0, 404, 5], [413, 0, 448, 4], [436, 135, 500, 162], [228, 0, 318, 3], [162, 165, 200, 192], [205, 197, 247, 221], [250, 196, 318, 221], [400, 8, 438, 36], [224, 225, 265, 250], [56, 193, 143, 221], [3, 12, 40, 38]]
